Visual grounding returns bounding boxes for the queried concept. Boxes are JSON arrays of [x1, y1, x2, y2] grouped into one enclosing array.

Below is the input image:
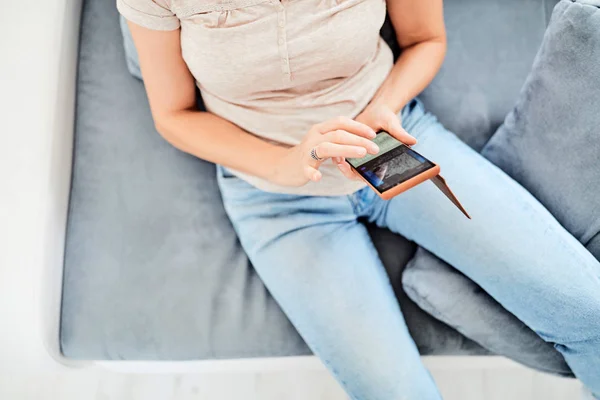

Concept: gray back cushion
[[419, 0, 556, 150], [482, 0, 600, 261]]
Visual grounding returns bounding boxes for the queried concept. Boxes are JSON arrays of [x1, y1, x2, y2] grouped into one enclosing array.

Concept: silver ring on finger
[[310, 147, 324, 161]]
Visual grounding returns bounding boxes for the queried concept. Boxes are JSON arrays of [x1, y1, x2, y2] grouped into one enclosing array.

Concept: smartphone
[[347, 131, 471, 218], [347, 131, 440, 200]]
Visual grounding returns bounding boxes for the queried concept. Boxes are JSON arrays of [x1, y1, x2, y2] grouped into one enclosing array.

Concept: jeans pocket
[[216, 165, 254, 202], [217, 165, 238, 179]]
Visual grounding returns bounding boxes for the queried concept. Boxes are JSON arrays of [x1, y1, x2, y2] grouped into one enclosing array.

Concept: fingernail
[[369, 129, 377, 138], [357, 148, 367, 157], [370, 144, 379, 153]]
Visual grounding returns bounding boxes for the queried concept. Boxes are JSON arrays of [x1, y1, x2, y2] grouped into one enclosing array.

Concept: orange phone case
[[356, 163, 440, 200], [351, 162, 471, 219]]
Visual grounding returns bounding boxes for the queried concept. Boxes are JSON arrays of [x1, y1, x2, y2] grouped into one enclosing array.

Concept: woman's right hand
[[269, 116, 380, 187]]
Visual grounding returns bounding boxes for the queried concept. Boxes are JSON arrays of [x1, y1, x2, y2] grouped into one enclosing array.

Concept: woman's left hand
[[335, 103, 417, 179]]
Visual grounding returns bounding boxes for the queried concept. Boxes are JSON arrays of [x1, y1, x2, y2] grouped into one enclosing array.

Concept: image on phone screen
[[347, 132, 435, 193]]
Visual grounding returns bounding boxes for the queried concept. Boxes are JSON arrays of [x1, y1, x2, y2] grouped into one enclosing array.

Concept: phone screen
[[347, 132, 435, 193]]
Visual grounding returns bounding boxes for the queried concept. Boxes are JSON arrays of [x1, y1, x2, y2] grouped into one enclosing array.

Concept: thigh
[[368, 112, 600, 344], [217, 169, 441, 400]]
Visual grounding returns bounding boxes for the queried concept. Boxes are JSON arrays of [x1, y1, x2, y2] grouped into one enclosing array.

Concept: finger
[[323, 130, 379, 154], [316, 116, 376, 139], [337, 161, 360, 180], [386, 114, 417, 145], [304, 164, 322, 182], [316, 142, 368, 159]]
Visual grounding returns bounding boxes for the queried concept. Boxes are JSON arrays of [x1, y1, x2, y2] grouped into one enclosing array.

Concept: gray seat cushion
[[61, 0, 484, 360]]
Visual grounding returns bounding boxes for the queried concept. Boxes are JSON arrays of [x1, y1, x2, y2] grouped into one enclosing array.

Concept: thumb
[[304, 164, 322, 182], [386, 113, 417, 146]]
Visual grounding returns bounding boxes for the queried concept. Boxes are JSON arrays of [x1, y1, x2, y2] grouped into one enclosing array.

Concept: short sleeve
[[117, 0, 180, 31]]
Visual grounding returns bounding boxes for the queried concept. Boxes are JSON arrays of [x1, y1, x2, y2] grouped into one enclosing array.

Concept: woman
[[118, 0, 600, 398]]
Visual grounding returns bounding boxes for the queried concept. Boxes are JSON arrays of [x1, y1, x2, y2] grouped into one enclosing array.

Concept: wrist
[[367, 96, 408, 115], [260, 145, 291, 184], [368, 72, 411, 114]]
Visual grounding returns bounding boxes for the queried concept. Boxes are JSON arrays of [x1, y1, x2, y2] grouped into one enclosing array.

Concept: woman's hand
[[335, 103, 417, 180], [269, 116, 381, 187]]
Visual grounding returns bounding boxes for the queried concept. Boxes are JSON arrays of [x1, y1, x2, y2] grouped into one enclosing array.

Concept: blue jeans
[[217, 100, 600, 400]]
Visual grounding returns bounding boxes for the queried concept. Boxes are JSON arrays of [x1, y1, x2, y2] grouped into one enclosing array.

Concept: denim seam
[[284, 316, 362, 400], [346, 194, 361, 216], [555, 333, 600, 346]]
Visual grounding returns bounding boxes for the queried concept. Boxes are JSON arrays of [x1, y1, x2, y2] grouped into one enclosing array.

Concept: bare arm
[[339, 0, 447, 178], [371, 0, 447, 112], [128, 23, 287, 180], [127, 22, 379, 186]]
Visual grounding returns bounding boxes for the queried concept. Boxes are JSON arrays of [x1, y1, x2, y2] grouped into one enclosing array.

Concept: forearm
[[370, 38, 446, 113], [156, 110, 286, 181]]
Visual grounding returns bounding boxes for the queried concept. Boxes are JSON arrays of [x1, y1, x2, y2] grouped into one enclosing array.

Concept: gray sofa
[[61, 0, 562, 364]]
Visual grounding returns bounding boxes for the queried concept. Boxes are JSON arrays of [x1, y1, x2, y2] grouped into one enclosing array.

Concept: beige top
[[117, 0, 394, 195]]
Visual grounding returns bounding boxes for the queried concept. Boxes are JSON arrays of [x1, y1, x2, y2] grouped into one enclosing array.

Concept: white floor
[[0, 362, 581, 400]]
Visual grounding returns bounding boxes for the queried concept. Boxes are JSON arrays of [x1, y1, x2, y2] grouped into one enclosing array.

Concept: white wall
[[0, 0, 82, 373]]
